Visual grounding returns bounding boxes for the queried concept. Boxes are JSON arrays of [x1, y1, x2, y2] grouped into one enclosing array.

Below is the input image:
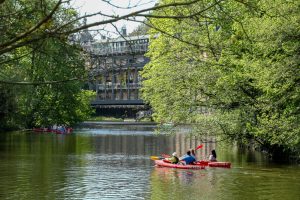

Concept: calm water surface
[[0, 125, 299, 200]]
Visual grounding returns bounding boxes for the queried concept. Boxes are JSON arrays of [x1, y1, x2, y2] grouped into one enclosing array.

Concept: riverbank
[[77, 121, 157, 129]]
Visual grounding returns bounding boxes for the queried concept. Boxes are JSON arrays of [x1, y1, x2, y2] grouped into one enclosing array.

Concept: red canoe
[[155, 160, 205, 170]]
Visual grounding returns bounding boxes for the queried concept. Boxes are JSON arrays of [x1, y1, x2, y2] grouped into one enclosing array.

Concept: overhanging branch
[[0, 0, 62, 50], [0, 78, 80, 85]]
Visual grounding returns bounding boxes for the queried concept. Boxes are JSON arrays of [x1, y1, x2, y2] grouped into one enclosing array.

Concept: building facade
[[86, 33, 150, 118]]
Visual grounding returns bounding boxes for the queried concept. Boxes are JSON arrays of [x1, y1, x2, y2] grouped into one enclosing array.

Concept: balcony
[[98, 83, 141, 90], [91, 99, 145, 108]]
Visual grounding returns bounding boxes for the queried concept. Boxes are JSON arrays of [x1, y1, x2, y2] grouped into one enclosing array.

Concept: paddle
[[195, 144, 203, 150], [161, 144, 204, 158], [150, 156, 164, 160]]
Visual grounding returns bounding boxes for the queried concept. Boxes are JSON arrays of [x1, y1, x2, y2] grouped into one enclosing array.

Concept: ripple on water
[[59, 154, 152, 199]]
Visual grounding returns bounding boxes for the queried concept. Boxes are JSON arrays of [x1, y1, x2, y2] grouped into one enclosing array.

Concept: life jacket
[[171, 156, 179, 164]]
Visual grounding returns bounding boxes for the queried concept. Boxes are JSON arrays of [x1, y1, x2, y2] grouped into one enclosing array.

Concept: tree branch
[[0, 0, 208, 55], [0, 0, 62, 51], [59, 0, 203, 35], [134, 0, 223, 19], [133, 18, 205, 49], [0, 78, 80, 85]]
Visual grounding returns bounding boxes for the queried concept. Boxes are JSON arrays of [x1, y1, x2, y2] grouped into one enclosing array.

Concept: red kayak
[[195, 160, 231, 168], [157, 153, 231, 168], [155, 160, 205, 170], [154, 159, 231, 169]]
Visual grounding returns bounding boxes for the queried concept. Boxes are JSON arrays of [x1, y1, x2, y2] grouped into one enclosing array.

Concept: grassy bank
[[86, 116, 153, 122]]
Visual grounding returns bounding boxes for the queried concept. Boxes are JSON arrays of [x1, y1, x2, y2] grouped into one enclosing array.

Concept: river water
[[0, 124, 299, 200]]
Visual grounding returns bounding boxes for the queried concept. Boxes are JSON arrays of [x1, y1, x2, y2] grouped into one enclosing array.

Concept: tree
[[0, 0, 94, 128], [14, 37, 95, 127], [141, 0, 300, 158]]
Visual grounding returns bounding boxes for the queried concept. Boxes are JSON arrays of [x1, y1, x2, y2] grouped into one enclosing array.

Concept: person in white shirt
[[209, 150, 217, 162]]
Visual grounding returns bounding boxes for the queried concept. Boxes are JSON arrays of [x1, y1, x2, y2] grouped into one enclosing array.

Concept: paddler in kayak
[[191, 149, 196, 160], [209, 150, 217, 162], [180, 150, 196, 165], [165, 152, 179, 164]]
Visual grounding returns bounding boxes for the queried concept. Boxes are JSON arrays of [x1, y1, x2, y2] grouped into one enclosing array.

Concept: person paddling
[[180, 150, 196, 165], [165, 152, 179, 164], [191, 149, 196, 161], [209, 149, 217, 162]]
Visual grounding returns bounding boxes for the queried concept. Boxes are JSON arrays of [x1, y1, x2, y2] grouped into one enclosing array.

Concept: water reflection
[[0, 127, 299, 200], [75, 128, 217, 161]]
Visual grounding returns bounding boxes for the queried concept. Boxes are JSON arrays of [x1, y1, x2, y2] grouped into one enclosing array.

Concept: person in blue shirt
[[180, 150, 196, 165], [191, 149, 196, 161]]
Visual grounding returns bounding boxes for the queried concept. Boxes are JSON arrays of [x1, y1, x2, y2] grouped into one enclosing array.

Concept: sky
[[71, 0, 157, 37]]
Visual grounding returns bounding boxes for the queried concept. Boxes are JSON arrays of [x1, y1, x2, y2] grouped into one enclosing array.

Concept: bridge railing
[[91, 44, 148, 55]]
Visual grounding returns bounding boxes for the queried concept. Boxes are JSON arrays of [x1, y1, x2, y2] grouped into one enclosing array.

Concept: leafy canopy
[[142, 0, 300, 156]]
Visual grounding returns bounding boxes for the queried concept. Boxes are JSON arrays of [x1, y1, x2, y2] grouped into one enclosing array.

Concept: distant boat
[[33, 127, 73, 134]]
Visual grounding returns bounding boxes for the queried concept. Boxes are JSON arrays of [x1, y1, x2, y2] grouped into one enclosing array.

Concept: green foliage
[[142, 0, 300, 156], [86, 116, 124, 122], [0, 85, 18, 130], [128, 22, 150, 36], [0, 0, 94, 129]]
